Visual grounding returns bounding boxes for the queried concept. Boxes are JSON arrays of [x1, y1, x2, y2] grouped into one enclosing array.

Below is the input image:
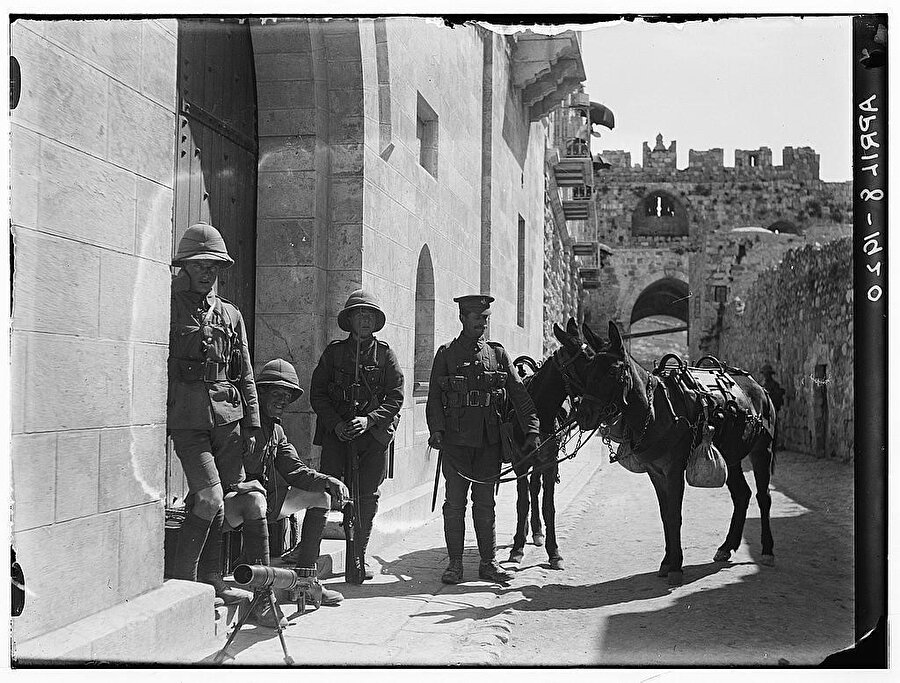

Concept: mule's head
[[551, 318, 614, 430], [579, 321, 636, 423]]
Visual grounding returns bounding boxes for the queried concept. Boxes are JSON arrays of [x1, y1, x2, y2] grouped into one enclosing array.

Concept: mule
[[584, 321, 776, 585], [506, 319, 605, 571]]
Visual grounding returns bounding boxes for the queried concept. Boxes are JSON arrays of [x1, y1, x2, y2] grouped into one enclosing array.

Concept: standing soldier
[[426, 295, 541, 584], [309, 289, 404, 580], [167, 222, 260, 605]]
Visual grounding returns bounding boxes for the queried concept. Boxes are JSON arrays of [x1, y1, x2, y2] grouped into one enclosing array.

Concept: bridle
[[456, 341, 602, 486]]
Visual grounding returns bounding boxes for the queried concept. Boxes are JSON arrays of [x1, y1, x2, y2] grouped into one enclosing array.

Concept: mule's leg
[[714, 461, 752, 563], [646, 468, 673, 578], [529, 470, 544, 546], [542, 466, 563, 569], [750, 436, 775, 565], [662, 466, 687, 586], [508, 466, 529, 564]]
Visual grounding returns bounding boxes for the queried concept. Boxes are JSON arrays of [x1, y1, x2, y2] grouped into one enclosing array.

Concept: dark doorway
[[813, 363, 829, 457], [167, 18, 259, 509]]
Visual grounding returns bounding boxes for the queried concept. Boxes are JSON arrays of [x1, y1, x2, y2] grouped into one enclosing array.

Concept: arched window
[[632, 190, 688, 236], [414, 245, 435, 394]]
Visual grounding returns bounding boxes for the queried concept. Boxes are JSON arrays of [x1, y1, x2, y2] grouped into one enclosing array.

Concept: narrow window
[[416, 93, 438, 178], [517, 216, 526, 327], [414, 246, 435, 394]]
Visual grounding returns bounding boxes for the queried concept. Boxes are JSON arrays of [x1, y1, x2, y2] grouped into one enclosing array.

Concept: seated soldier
[[224, 358, 349, 627]]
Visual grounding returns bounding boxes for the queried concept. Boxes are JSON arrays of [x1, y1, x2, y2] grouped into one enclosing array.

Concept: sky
[[580, 16, 853, 182]]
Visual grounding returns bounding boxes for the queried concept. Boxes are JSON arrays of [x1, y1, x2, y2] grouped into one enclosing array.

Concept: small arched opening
[[632, 190, 688, 237]]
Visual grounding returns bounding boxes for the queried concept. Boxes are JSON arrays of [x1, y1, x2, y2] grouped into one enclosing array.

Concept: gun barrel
[[233, 564, 300, 591]]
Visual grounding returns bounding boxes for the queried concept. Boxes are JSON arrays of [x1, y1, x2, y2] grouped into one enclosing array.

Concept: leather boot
[[198, 509, 252, 604], [358, 496, 379, 580], [241, 517, 270, 566], [293, 565, 344, 607], [281, 507, 327, 568], [172, 512, 212, 582], [442, 512, 465, 584], [478, 559, 512, 583]]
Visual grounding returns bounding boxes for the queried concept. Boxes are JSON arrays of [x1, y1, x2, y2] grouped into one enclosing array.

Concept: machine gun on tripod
[[213, 564, 322, 665]]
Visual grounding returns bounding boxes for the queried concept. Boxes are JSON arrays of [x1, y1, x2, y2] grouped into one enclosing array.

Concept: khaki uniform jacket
[[426, 335, 539, 448], [167, 286, 260, 430], [244, 416, 332, 523], [309, 335, 404, 447]]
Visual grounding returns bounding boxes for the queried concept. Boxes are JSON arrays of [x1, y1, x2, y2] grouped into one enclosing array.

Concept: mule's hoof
[[507, 549, 524, 564], [760, 554, 775, 566], [548, 556, 564, 570], [657, 564, 670, 578], [713, 549, 731, 563], [667, 570, 683, 586], [532, 533, 545, 547]]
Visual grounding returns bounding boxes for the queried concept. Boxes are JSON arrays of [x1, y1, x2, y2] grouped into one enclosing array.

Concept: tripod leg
[[213, 591, 263, 664], [266, 589, 294, 666]]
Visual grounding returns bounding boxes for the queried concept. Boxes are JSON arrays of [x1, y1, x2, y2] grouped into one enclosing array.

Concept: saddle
[[654, 354, 770, 452]]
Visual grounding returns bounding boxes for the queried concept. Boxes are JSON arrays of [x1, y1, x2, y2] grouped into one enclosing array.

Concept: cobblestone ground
[[215, 445, 853, 667]]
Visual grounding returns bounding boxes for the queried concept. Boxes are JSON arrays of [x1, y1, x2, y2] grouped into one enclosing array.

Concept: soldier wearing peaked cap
[[309, 289, 405, 580], [426, 295, 540, 584], [167, 222, 260, 605]]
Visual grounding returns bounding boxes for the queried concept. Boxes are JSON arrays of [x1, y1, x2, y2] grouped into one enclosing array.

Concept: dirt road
[[486, 449, 854, 666]]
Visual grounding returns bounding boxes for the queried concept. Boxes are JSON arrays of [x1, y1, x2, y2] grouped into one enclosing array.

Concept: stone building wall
[[542, 190, 581, 357], [10, 19, 216, 658], [718, 239, 853, 461]]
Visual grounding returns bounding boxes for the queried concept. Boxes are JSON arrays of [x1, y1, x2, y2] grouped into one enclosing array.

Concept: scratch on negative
[[810, 374, 832, 386], [261, 316, 296, 361]]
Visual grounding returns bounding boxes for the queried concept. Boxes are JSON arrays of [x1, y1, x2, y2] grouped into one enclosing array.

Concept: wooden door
[[167, 18, 258, 509]]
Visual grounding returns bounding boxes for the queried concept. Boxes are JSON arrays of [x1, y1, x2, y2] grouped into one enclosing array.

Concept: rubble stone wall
[[719, 238, 853, 461]]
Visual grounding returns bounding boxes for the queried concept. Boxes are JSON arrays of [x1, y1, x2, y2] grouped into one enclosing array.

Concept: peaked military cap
[[454, 294, 494, 315], [338, 289, 386, 333]]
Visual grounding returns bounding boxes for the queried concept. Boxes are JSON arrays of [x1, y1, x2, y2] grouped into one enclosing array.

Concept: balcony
[[510, 31, 586, 122], [562, 198, 591, 221], [572, 241, 598, 257], [578, 267, 600, 280], [582, 279, 601, 290]]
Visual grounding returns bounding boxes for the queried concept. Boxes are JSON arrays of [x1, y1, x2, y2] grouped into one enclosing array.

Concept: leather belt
[[175, 358, 228, 382]]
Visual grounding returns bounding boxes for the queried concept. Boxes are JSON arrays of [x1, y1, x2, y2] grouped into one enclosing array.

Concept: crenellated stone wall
[[718, 238, 853, 461]]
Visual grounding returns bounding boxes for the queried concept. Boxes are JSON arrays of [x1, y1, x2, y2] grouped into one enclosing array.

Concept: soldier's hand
[[347, 416, 369, 437], [327, 477, 350, 507], [428, 431, 443, 449], [233, 480, 267, 496], [334, 421, 351, 441], [524, 433, 541, 455]]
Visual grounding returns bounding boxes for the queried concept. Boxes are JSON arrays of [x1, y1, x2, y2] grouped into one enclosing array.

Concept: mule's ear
[[554, 322, 580, 354], [566, 317, 579, 338], [608, 321, 625, 354], [582, 322, 603, 351]]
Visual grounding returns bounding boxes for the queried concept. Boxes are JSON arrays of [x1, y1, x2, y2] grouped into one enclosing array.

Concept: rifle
[[344, 333, 368, 584]]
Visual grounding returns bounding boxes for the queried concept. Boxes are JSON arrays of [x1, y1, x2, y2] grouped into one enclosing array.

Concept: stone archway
[[767, 219, 801, 235], [630, 277, 690, 324], [622, 273, 690, 366]]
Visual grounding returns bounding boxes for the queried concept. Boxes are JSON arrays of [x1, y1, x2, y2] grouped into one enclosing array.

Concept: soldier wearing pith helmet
[[167, 222, 260, 605], [426, 295, 540, 584], [309, 289, 405, 580]]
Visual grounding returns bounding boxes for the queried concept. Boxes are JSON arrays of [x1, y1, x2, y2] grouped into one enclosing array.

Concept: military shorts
[[170, 422, 245, 493]]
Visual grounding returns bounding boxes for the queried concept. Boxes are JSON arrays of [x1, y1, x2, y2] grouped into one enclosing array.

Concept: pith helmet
[[256, 359, 303, 403], [337, 289, 386, 333], [173, 223, 235, 267]]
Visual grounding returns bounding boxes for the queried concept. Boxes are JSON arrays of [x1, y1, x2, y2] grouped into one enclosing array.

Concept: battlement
[[782, 146, 821, 179], [688, 148, 724, 171], [642, 133, 677, 171], [599, 150, 632, 169], [734, 147, 773, 169]]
